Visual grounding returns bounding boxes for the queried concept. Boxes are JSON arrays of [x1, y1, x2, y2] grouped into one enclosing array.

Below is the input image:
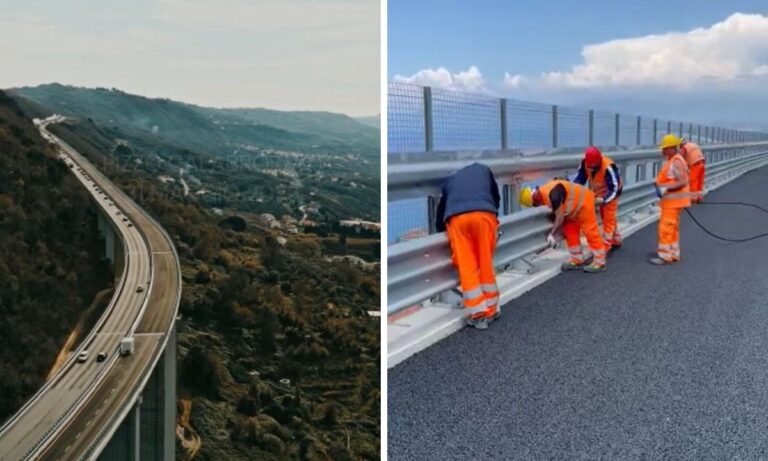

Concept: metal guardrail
[[387, 143, 768, 315]]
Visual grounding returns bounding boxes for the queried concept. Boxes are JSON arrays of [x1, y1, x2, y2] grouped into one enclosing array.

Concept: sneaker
[[583, 263, 606, 273], [649, 257, 675, 265], [561, 260, 584, 271]]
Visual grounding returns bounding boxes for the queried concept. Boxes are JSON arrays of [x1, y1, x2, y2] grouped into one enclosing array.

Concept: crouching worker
[[519, 179, 607, 273], [436, 163, 501, 329]]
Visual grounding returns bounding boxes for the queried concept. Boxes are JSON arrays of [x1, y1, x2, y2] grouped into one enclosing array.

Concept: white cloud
[[541, 13, 768, 89], [503, 73, 524, 88], [394, 66, 489, 93]]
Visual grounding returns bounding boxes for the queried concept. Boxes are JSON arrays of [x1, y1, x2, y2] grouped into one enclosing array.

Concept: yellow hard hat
[[659, 134, 681, 150], [519, 187, 534, 207]]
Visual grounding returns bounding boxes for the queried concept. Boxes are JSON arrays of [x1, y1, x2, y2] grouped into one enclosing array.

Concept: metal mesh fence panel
[[618, 114, 638, 147], [388, 82, 425, 153], [506, 99, 553, 151], [557, 106, 589, 148], [431, 88, 501, 151], [640, 117, 655, 146], [388, 198, 429, 245], [656, 120, 672, 144], [593, 110, 616, 147]]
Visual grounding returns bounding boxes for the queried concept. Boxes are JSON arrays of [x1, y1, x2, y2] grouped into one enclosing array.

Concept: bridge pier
[[97, 211, 124, 281], [97, 324, 177, 460]]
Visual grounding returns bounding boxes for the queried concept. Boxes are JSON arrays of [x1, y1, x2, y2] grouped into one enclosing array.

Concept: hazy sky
[[390, 1, 768, 129], [0, 0, 379, 116]]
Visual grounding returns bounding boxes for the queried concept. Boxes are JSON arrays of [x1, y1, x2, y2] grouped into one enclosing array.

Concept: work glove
[[546, 234, 557, 248], [654, 185, 667, 198], [595, 197, 605, 205]]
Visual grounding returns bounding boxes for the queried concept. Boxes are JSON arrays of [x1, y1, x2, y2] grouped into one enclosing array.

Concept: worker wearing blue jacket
[[573, 147, 624, 249], [436, 163, 501, 329]]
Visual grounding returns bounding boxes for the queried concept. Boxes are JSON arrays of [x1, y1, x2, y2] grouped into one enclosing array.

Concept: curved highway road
[[0, 119, 181, 460]]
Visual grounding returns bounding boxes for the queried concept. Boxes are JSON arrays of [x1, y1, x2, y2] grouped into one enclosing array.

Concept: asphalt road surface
[[389, 165, 768, 460]]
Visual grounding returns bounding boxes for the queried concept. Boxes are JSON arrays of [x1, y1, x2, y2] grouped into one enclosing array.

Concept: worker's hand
[[654, 185, 666, 198], [546, 233, 557, 248], [595, 197, 605, 205]]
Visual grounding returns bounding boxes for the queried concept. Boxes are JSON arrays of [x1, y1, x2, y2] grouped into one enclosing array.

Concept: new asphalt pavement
[[389, 165, 768, 460]]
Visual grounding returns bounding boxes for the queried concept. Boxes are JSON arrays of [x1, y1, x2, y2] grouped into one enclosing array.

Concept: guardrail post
[[552, 105, 558, 148], [423, 86, 434, 152], [500, 98, 508, 150], [615, 113, 620, 146], [427, 195, 438, 234], [636, 115, 641, 146], [588, 109, 594, 146], [653, 118, 658, 143]]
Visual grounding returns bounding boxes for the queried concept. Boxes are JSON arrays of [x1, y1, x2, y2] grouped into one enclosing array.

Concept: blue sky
[[0, 0, 379, 116], [389, 0, 768, 129]]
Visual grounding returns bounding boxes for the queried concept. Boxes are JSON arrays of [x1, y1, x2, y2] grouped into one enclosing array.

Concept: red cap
[[584, 146, 602, 168]]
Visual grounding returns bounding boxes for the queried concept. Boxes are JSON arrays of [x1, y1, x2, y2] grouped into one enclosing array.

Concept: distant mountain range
[[354, 115, 380, 129], [11, 84, 379, 156]]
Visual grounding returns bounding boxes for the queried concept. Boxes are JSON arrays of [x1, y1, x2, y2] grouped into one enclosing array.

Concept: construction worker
[[680, 138, 705, 203], [573, 146, 624, 250], [651, 134, 691, 265], [519, 179, 607, 273], [435, 163, 501, 329]]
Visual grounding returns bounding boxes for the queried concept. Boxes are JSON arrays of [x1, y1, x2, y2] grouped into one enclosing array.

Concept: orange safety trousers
[[689, 162, 706, 203], [658, 207, 682, 262], [446, 211, 499, 320], [563, 199, 606, 266], [599, 199, 621, 247]]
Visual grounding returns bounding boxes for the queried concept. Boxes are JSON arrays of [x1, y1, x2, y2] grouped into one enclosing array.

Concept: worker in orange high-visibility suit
[[436, 163, 501, 330], [650, 134, 691, 265], [573, 146, 624, 250], [520, 179, 607, 273], [680, 138, 705, 203]]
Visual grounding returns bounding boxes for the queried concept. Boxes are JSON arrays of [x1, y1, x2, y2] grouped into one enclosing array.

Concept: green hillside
[[0, 90, 111, 422], [11, 84, 380, 223]]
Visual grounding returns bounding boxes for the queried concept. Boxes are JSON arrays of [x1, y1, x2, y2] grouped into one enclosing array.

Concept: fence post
[[552, 105, 558, 149], [667, 120, 672, 134], [636, 115, 641, 146], [500, 98, 508, 150], [688, 123, 693, 140], [678, 121, 683, 138], [615, 113, 620, 146], [653, 118, 658, 144], [423, 86, 434, 152], [697, 124, 701, 143], [588, 109, 594, 146], [427, 196, 437, 234]]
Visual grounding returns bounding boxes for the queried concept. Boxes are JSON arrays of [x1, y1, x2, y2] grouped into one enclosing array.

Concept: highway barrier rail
[[388, 143, 768, 316]]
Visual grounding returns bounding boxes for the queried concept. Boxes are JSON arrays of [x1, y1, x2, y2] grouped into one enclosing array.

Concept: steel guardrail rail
[[387, 143, 768, 315]]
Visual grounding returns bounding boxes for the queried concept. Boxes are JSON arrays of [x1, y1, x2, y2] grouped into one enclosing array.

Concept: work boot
[[561, 260, 584, 271], [583, 263, 606, 273], [466, 316, 489, 330], [649, 257, 675, 265]]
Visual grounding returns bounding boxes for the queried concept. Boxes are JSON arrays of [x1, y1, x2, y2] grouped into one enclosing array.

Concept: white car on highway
[[77, 350, 89, 363]]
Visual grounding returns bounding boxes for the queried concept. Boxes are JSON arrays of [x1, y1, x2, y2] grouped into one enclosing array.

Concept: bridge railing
[[387, 83, 768, 317], [387, 143, 768, 315]]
